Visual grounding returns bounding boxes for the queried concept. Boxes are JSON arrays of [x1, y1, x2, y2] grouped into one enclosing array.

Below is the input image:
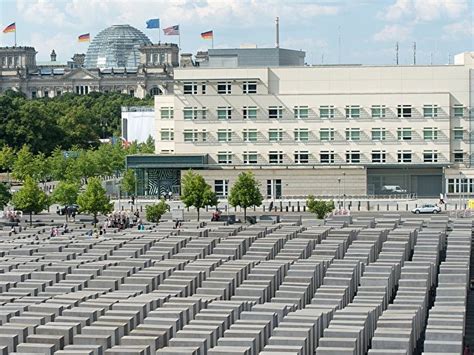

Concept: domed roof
[[84, 24, 152, 69]]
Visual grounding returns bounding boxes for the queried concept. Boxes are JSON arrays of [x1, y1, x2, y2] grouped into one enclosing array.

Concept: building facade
[[126, 51, 474, 199]]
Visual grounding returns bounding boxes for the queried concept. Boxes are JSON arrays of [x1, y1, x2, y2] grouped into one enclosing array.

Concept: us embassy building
[[126, 49, 474, 199]]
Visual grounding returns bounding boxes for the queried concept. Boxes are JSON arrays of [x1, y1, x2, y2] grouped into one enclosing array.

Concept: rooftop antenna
[[430, 52, 433, 65], [395, 42, 399, 65], [275, 17, 280, 48], [413, 42, 416, 65], [321, 53, 324, 64], [337, 25, 341, 64], [448, 52, 451, 64]]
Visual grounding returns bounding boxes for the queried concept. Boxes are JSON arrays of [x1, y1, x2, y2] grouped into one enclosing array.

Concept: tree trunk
[[94, 213, 97, 228], [29, 212, 32, 227], [197, 208, 200, 221], [244, 208, 247, 223]]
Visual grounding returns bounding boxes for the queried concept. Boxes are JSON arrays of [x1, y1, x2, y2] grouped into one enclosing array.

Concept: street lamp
[[337, 178, 341, 209], [342, 172, 346, 209], [459, 172, 462, 210]]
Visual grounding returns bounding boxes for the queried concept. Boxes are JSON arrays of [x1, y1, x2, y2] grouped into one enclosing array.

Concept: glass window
[[243, 81, 257, 94], [243, 129, 258, 142], [371, 128, 386, 141], [183, 107, 198, 120], [183, 82, 197, 95], [183, 129, 198, 142], [397, 128, 412, 140], [397, 105, 412, 118], [294, 151, 309, 164], [243, 151, 258, 164], [268, 129, 283, 142], [294, 106, 309, 119], [454, 150, 464, 163], [345, 105, 360, 119], [371, 105, 386, 118], [269, 106, 283, 119], [423, 105, 438, 118], [423, 150, 438, 163], [372, 150, 386, 163], [448, 178, 455, 193], [345, 128, 361, 141], [454, 104, 464, 117], [160, 107, 174, 120], [200, 130, 208, 142], [454, 127, 464, 140], [423, 127, 438, 140], [320, 128, 334, 141], [217, 82, 232, 94], [243, 106, 257, 120], [397, 150, 412, 163], [217, 107, 232, 120], [320, 151, 335, 164], [320, 105, 335, 119], [294, 128, 309, 142], [217, 151, 232, 164], [217, 129, 232, 142], [214, 180, 229, 197], [346, 151, 361, 163], [160, 129, 174, 141], [268, 151, 283, 164], [201, 84, 206, 95]]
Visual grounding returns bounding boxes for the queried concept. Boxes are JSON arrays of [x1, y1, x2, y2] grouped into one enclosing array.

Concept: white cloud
[[373, 24, 412, 42], [381, 0, 469, 22], [442, 20, 474, 39]]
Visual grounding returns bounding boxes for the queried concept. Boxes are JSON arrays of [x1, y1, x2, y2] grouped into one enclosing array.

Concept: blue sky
[[1, 0, 472, 65]]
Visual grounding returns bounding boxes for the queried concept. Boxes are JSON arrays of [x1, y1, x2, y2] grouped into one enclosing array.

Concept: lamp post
[[342, 172, 346, 209], [459, 172, 462, 210], [337, 178, 341, 209]]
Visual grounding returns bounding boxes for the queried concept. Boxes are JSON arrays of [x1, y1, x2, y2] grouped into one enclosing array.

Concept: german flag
[[201, 30, 213, 39], [78, 33, 90, 42], [3, 23, 16, 33]]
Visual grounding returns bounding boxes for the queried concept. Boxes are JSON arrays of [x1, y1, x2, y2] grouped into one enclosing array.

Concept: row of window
[[212, 149, 459, 165], [161, 104, 465, 120], [215, 179, 283, 199], [159, 127, 466, 142], [183, 81, 257, 95], [447, 178, 474, 194]]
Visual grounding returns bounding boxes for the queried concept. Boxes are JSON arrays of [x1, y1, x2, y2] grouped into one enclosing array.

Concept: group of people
[[211, 209, 222, 221], [3, 210, 21, 223], [104, 210, 144, 231]]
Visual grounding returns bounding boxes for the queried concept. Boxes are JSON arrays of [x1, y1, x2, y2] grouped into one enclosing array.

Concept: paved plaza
[[0, 212, 470, 355]]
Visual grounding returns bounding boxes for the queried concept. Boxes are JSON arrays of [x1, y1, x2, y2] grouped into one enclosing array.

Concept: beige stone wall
[[190, 166, 367, 198]]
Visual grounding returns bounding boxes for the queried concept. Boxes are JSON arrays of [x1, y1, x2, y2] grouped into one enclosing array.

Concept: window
[[346, 150, 361, 163], [268, 151, 284, 164], [215, 180, 229, 197], [345, 105, 360, 119], [371, 105, 386, 118], [294, 106, 309, 119], [371, 128, 386, 141], [217, 151, 232, 164], [217, 129, 232, 142], [243, 81, 257, 94], [44, 91, 49, 98], [56, 90, 61, 97], [345, 128, 361, 141], [160, 129, 174, 141], [243, 151, 258, 164], [320, 128, 335, 141], [397, 105, 412, 118], [397, 128, 412, 140], [423, 105, 438, 118], [454, 127, 464, 140], [423, 150, 438, 163], [372, 150, 386, 163], [320, 105, 335, 119], [31, 91, 37, 98], [217, 81, 232, 94], [447, 177, 472, 193], [454, 150, 464, 163], [184, 107, 205, 120], [294, 151, 309, 164], [243, 129, 258, 142], [423, 127, 438, 140], [320, 151, 335, 164], [268, 129, 283, 142], [269, 106, 283, 119], [294, 128, 309, 142], [129, 90, 135, 97], [183, 129, 198, 142], [183, 82, 197, 94], [267, 179, 282, 199], [217, 106, 232, 120], [160, 107, 174, 120], [243, 106, 257, 120], [397, 150, 412, 163], [454, 104, 464, 117], [200, 130, 208, 142], [201, 84, 206, 95]]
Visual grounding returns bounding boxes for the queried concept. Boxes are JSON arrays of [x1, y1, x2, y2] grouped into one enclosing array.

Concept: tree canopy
[[181, 170, 218, 221], [77, 177, 113, 227], [306, 196, 335, 219], [0, 183, 11, 209], [11, 176, 50, 225], [228, 172, 263, 221], [121, 169, 137, 196], [145, 199, 169, 223]]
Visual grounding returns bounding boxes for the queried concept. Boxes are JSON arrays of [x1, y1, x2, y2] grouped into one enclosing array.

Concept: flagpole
[[212, 34, 214, 49], [14, 27, 16, 47]]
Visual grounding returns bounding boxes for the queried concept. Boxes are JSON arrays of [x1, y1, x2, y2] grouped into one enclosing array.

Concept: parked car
[[57, 204, 80, 216], [381, 185, 407, 194], [411, 204, 441, 214]]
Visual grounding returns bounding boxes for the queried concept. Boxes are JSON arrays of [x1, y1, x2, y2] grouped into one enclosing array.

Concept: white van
[[381, 185, 407, 194]]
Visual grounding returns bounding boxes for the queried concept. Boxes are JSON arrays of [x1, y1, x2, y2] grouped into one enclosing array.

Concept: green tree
[[121, 169, 136, 196], [77, 177, 113, 227], [52, 181, 79, 221], [11, 176, 50, 226], [0, 145, 15, 183], [145, 199, 169, 223], [181, 170, 218, 221], [0, 183, 11, 209], [12, 145, 37, 181], [228, 172, 263, 222], [306, 196, 335, 219]]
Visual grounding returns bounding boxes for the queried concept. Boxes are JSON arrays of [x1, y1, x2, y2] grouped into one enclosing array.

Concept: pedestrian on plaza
[[439, 193, 445, 205], [464, 344, 471, 355], [168, 191, 172, 201]]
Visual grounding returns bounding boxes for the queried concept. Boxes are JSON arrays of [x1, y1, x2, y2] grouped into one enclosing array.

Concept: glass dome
[[84, 25, 152, 69]]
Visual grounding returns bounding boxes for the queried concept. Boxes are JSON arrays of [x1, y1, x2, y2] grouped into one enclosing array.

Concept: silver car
[[411, 204, 442, 214]]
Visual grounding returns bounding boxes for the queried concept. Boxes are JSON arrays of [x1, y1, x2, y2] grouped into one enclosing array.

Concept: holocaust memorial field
[[0, 213, 470, 355]]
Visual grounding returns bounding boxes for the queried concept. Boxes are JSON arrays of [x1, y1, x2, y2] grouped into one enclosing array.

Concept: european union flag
[[146, 19, 160, 29]]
